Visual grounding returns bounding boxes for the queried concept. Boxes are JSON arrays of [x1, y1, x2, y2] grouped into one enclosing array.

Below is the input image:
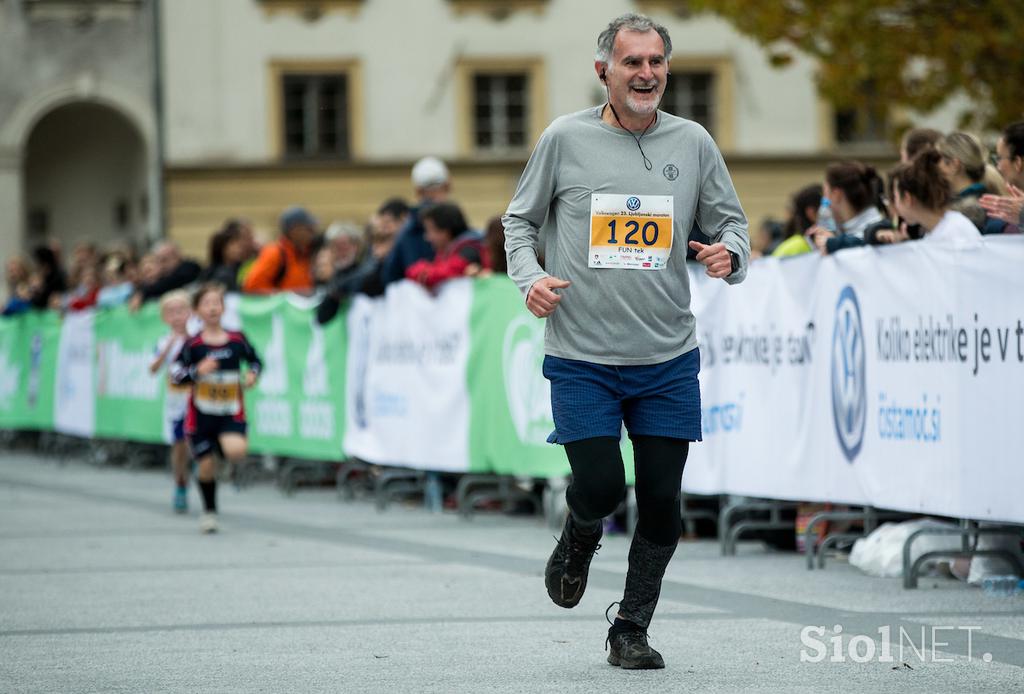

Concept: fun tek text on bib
[[589, 194, 673, 270]]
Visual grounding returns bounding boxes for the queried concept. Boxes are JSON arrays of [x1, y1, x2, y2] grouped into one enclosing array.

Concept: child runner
[[149, 290, 193, 513], [171, 283, 262, 533]]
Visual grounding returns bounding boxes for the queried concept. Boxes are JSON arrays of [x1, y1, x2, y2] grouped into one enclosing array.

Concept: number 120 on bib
[[589, 194, 674, 270]]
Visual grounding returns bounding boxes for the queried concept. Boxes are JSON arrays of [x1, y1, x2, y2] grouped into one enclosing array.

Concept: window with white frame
[[472, 72, 530, 151], [661, 71, 715, 136], [282, 73, 350, 159]]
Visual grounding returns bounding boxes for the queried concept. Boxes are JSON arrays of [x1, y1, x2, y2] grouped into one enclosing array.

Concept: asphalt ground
[[1, 451, 1021, 693]]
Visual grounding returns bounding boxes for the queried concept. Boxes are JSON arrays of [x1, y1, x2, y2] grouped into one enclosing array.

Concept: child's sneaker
[[173, 487, 188, 514], [199, 512, 218, 534]]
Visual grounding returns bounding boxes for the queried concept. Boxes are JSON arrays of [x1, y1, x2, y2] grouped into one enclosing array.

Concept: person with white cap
[[379, 157, 453, 285]]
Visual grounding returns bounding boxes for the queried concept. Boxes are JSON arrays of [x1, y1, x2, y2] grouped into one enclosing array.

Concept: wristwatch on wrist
[[728, 251, 740, 276]]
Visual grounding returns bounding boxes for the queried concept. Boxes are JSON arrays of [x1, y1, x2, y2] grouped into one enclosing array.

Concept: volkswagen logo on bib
[[831, 286, 866, 462], [626, 196, 641, 212]]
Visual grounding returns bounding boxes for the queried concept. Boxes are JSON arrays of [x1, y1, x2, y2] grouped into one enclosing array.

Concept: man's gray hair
[[595, 13, 672, 65]]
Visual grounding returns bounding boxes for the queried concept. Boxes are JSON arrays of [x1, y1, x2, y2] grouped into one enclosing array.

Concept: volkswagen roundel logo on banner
[[831, 286, 866, 462], [626, 196, 641, 211]]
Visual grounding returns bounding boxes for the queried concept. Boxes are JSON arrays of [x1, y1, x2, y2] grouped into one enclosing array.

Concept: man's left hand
[[688, 241, 733, 279]]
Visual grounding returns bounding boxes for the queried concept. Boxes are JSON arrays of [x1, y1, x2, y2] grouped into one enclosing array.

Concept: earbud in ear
[[600, 70, 607, 82]]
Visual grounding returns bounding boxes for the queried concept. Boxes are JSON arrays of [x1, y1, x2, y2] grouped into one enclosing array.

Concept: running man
[[171, 284, 262, 534], [503, 13, 749, 669], [150, 290, 193, 513]]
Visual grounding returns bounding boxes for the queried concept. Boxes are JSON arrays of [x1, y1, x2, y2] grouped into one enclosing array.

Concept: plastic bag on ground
[[850, 519, 960, 578], [967, 524, 1024, 585]]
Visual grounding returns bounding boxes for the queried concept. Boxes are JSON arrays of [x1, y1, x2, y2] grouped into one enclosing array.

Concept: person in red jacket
[[65, 262, 101, 311], [405, 202, 490, 290]]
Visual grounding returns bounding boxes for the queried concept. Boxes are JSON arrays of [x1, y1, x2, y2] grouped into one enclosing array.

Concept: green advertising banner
[[467, 276, 567, 477], [240, 295, 348, 460], [94, 303, 167, 443], [0, 311, 60, 431], [466, 276, 634, 481], [4, 282, 608, 477]]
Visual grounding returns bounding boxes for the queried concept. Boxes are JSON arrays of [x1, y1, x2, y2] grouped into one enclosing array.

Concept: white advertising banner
[[344, 280, 473, 471], [27, 239, 1019, 523], [685, 237, 1024, 523], [53, 311, 96, 438]]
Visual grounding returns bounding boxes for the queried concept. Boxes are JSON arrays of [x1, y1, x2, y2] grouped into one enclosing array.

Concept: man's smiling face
[[604, 29, 668, 118]]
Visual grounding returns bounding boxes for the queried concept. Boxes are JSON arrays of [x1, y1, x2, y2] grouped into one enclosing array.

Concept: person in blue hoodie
[[379, 157, 453, 286]]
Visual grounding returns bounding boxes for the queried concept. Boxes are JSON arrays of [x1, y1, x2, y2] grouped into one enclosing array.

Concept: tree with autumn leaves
[[684, 0, 1024, 132]]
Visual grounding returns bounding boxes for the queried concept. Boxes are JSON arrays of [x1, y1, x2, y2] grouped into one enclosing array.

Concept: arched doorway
[[23, 102, 148, 253]]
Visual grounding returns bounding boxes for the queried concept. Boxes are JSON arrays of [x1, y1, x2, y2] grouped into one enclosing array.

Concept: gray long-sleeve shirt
[[503, 106, 749, 366]]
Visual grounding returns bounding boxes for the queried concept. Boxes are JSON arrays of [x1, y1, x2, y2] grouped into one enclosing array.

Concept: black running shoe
[[606, 629, 665, 669], [544, 516, 602, 608]]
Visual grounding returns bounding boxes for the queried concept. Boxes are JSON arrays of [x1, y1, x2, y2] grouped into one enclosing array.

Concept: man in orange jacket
[[242, 206, 318, 294]]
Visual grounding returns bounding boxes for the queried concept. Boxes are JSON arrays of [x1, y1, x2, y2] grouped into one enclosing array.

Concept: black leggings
[[564, 436, 689, 546]]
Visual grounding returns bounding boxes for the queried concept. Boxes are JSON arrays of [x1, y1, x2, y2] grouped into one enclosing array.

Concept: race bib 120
[[589, 194, 673, 270]]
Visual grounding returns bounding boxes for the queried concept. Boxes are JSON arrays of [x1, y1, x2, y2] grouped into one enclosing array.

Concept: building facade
[[2, 0, 964, 267], [163, 0, 958, 255], [0, 0, 161, 271]]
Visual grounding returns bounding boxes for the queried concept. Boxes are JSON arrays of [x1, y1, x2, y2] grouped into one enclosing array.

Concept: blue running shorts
[[542, 348, 702, 444]]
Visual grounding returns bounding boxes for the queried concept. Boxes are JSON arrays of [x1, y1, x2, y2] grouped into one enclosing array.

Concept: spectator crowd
[[750, 120, 1024, 259], [3, 157, 507, 321], [5, 120, 1024, 320]]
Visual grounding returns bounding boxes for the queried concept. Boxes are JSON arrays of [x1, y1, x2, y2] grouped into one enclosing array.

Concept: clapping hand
[[979, 185, 1024, 224]]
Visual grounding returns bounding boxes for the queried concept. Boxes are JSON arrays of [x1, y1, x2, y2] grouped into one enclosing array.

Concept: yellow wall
[[167, 161, 525, 256], [166, 155, 896, 258]]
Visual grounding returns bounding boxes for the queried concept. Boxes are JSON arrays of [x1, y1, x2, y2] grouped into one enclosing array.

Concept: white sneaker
[[199, 512, 218, 534]]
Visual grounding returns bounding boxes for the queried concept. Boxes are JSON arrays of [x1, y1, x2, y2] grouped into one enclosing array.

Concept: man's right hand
[[526, 276, 571, 318]]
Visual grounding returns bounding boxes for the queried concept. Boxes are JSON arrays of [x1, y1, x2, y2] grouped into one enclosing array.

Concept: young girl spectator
[[772, 184, 822, 257], [171, 284, 262, 533], [405, 203, 490, 289], [891, 149, 981, 245], [811, 161, 888, 254], [936, 131, 1008, 234]]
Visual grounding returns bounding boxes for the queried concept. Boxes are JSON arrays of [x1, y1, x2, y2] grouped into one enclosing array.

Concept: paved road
[[0, 451, 1021, 693]]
